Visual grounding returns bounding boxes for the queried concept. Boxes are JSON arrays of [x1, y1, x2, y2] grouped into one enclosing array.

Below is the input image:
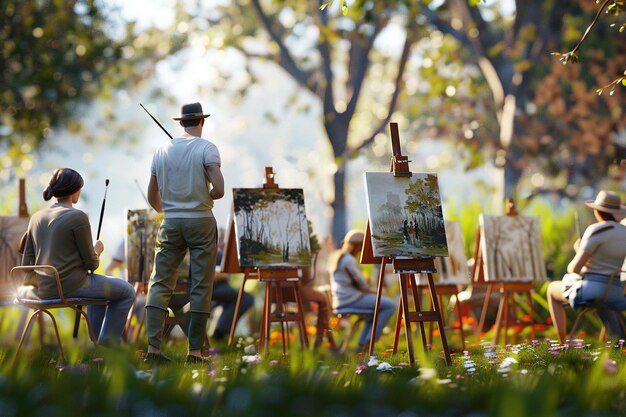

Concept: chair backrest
[[0, 216, 29, 302], [11, 265, 67, 303]]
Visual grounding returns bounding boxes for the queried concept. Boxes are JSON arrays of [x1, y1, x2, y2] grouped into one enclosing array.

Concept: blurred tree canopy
[[0, 0, 186, 179], [411, 0, 625, 202], [180, 0, 624, 243]]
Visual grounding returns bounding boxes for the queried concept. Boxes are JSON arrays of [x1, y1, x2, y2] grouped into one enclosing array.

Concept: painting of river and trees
[[417, 220, 469, 286], [364, 172, 448, 258], [233, 188, 311, 268], [479, 214, 547, 283]]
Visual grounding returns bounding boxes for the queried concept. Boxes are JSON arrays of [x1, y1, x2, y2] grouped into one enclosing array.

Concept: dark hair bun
[[43, 168, 84, 200]]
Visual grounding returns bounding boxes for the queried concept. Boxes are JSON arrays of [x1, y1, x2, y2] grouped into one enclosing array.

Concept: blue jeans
[[66, 273, 135, 345], [336, 293, 396, 346]]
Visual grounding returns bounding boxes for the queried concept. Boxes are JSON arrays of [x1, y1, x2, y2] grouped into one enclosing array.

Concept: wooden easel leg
[[368, 259, 387, 357], [228, 274, 248, 346], [426, 273, 451, 365], [261, 281, 271, 354], [392, 297, 403, 354], [453, 293, 466, 349], [409, 276, 428, 353], [493, 288, 507, 345], [478, 283, 493, 337], [400, 274, 415, 365], [526, 290, 535, 340], [293, 282, 309, 349]]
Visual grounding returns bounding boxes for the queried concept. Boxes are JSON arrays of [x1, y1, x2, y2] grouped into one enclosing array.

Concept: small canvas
[[479, 214, 547, 282], [0, 216, 29, 301], [125, 209, 162, 283], [364, 172, 448, 258], [233, 188, 311, 268], [417, 220, 470, 285]]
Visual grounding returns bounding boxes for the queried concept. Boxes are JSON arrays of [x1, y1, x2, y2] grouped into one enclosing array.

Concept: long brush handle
[[96, 179, 110, 240]]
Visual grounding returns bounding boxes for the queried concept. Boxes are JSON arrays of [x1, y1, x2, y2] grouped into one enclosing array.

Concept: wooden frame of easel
[[223, 167, 309, 354], [361, 122, 451, 366], [473, 197, 535, 345]]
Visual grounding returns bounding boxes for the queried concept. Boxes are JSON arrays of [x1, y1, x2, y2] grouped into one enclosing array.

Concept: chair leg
[[42, 310, 66, 363], [12, 311, 42, 368]]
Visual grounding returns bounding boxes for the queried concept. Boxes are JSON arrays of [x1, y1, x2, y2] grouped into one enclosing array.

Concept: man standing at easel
[[144, 102, 224, 364]]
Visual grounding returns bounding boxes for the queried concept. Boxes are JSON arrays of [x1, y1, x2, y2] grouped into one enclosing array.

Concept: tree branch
[[249, 0, 320, 95], [316, 0, 337, 118], [344, 18, 385, 119], [351, 23, 415, 155]]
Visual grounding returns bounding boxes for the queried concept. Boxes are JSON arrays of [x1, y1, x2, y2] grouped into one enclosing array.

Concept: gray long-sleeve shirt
[[22, 203, 99, 298]]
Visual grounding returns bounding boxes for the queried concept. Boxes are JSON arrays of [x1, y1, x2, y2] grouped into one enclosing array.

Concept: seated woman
[[547, 190, 626, 344], [328, 230, 396, 352], [20, 168, 135, 345]]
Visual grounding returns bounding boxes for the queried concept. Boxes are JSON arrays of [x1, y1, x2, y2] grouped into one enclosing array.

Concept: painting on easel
[[479, 214, 547, 282], [417, 220, 469, 285], [125, 209, 162, 283], [364, 172, 448, 258], [233, 188, 311, 268], [0, 216, 29, 299]]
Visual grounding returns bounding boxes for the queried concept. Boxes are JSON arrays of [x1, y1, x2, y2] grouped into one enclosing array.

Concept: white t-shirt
[[151, 136, 221, 219], [330, 253, 367, 309], [579, 220, 626, 277]]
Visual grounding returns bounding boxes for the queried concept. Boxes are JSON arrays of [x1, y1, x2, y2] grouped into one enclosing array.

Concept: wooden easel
[[223, 167, 309, 354], [361, 123, 451, 366], [473, 198, 535, 345], [416, 281, 466, 350]]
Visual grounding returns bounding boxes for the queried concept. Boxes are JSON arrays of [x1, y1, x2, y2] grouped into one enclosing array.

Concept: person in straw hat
[[144, 102, 224, 364], [547, 190, 626, 343], [327, 229, 396, 352]]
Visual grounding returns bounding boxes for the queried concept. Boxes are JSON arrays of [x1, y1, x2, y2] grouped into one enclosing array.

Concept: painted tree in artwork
[[233, 189, 310, 266]]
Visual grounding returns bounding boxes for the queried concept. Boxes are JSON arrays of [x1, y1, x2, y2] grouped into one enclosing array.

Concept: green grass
[[1, 305, 625, 417]]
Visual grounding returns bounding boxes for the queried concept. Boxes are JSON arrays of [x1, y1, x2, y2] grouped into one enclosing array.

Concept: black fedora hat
[[173, 102, 211, 121]]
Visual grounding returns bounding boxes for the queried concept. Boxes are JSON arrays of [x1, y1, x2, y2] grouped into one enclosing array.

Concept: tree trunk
[[330, 165, 347, 247]]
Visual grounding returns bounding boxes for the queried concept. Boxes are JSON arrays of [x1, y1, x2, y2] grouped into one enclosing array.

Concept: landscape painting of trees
[[417, 220, 469, 286], [233, 188, 311, 268], [364, 173, 448, 259], [0, 216, 29, 301], [125, 209, 161, 283], [479, 214, 547, 283]]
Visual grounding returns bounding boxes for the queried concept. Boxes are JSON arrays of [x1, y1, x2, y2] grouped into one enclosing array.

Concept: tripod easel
[[223, 167, 309, 354], [474, 198, 535, 345], [361, 122, 451, 366]]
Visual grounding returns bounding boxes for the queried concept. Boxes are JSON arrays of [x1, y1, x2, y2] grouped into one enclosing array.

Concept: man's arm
[[206, 165, 224, 200], [147, 175, 163, 212]]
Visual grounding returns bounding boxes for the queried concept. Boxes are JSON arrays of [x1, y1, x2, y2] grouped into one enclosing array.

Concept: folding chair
[[331, 310, 369, 354], [11, 265, 107, 366], [568, 271, 626, 341]]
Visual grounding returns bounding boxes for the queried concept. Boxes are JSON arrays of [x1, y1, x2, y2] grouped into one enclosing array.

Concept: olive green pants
[[146, 217, 217, 350]]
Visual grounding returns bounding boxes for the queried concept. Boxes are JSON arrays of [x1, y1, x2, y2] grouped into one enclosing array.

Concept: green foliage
[[1, 334, 625, 416], [0, 0, 187, 179]]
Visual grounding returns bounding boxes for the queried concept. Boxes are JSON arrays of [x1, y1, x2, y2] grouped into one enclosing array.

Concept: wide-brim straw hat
[[584, 190, 626, 215], [173, 102, 210, 120]]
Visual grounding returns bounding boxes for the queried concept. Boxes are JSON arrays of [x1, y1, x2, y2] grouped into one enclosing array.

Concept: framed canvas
[[232, 188, 311, 268], [0, 216, 29, 301], [364, 172, 448, 258], [417, 220, 469, 286], [479, 214, 547, 282], [125, 209, 162, 283]]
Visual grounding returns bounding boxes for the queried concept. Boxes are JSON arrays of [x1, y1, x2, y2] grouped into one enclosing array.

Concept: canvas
[[417, 220, 470, 286], [364, 172, 448, 258], [125, 209, 162, 283], [479, 214, 547, 282], [0, 216, 29, 301], [233, 188, 311, 268]]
